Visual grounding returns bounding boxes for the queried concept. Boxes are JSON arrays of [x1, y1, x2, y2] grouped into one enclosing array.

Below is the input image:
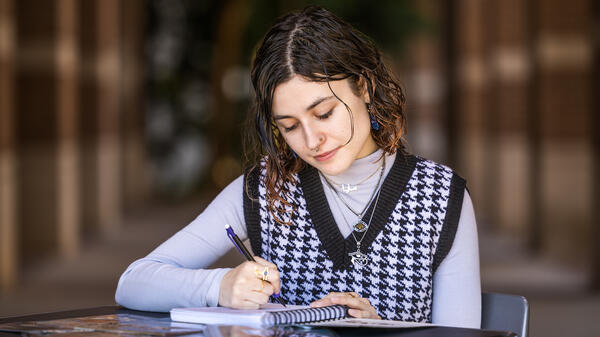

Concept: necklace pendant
[[353, 220, 368, 233], [349, 250, 369, 268], [341, 184, 357, 194]]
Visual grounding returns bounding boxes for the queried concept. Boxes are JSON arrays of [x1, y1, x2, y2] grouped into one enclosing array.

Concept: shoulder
[[206, 174, 244, 209], [410, 155, 467, 190], [414, 155, 465, 180]]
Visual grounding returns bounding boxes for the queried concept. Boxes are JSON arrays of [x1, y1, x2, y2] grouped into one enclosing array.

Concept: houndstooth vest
[[243, 154, 466, 322]]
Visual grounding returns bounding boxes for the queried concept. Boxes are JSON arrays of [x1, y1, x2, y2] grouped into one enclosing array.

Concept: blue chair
[[481, 292, 529, 337]]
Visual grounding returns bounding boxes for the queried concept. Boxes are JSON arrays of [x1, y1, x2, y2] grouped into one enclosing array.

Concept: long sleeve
[[115, 175, 247, 312], [431, 190, 482, 328]]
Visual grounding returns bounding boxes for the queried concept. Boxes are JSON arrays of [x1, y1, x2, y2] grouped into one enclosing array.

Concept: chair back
[[481, 292, 529, 337]]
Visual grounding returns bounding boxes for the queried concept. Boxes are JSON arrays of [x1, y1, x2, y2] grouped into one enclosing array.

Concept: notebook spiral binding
[[266, 305, 348, 325]]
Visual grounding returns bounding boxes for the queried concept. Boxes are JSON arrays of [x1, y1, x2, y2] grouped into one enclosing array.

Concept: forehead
[[272, 75, 347, 116]]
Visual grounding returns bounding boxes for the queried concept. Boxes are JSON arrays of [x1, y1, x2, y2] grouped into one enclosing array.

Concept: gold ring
[[348, 292, 359, 298], [260, 280, 265, 291], [262, 266, 269, 281]]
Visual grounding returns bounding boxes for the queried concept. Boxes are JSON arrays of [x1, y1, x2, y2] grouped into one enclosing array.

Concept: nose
[[303, 122, 325, 151]]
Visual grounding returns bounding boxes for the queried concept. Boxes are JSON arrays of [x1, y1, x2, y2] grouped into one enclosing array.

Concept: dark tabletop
[[0, 306, 516, 337]]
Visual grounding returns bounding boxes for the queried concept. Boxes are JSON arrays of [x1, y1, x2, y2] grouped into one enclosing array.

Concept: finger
[[253, 256, 278, 270], [310, 292, 345, 307], [318, 292, 344, 301], [252, 279, 265, 292], [266, 268, 281, 295], [245, 262, 272, 283], [358, 297, 371, 305], [228, 292, 261, 310], [329, 294, 370, 310], [252, 257, 281, 289], [310, 297, 334, 307], [241, 261, 265, 280], [251, 260, 282, 295], [234, 300, 260, 310], [348, 306, 381, 319], [245, 289, 270, 306], [256, 280, 275, 295], [343, 292, 372, 307], [348, 308, 370, 318]]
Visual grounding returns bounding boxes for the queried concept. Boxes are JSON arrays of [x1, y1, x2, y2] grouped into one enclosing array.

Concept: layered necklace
[[322, 156, 386, 268], [324, 160, 383, 194]]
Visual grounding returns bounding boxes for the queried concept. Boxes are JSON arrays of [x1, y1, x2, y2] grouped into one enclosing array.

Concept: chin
[[311, 160, 351, 176]]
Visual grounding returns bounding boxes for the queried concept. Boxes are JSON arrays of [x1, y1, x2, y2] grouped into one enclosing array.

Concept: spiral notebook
[[170, 304, 345, 327], [170, 304, 435, 328]]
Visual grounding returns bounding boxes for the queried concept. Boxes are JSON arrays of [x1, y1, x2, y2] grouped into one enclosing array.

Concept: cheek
[[336, 108, 369, 142], [331, 126, 349, 141], [353, 108, 371, 134], [281, 133, 301, 152], [330, 111, 353, 138]]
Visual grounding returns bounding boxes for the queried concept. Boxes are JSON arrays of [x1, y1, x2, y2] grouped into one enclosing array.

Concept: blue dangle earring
[[368, 104, 380, 130]]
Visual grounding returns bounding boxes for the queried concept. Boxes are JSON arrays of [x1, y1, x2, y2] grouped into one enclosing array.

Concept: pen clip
[[225, 225, 244, 255]]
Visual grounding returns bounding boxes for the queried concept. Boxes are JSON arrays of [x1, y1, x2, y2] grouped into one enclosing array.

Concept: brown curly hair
[[244, 6, 408, 224]]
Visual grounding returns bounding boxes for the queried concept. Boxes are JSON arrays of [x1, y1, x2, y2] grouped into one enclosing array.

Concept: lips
[[314, 147, 340, 162]]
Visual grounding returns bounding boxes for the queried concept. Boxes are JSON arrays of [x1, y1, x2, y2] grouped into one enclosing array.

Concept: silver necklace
[[323, 158, 384, 194], [322, 157, 385, 233], [347, 186, 382, 268]]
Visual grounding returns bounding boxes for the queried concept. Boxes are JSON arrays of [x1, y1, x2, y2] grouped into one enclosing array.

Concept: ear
[[358, 73, 375, 103]]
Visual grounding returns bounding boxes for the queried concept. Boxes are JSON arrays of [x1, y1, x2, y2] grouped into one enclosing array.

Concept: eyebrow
[[273, 95, 335, 120]]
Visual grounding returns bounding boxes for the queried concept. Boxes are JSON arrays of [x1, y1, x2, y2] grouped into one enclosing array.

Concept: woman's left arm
[[432, 189, 481, 328]]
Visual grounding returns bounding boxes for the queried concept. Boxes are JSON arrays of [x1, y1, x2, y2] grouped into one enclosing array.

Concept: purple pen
[[225, 224, 245, 256], [224, 224, 287, 307]]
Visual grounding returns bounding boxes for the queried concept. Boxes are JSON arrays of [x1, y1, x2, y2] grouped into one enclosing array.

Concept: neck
[[322, 149, 384, 184], [356, 137, 378, 159]]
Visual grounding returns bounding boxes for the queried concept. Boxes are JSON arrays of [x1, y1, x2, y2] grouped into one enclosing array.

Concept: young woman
[[115, 6, 481, 328]]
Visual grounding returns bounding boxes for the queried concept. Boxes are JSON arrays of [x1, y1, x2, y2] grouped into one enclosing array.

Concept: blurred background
[[0, 0, 598, 336]]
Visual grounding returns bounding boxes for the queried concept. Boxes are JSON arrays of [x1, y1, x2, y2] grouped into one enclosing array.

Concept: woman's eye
[[283, 124, 298, 132], [317, 109, 333, 120]]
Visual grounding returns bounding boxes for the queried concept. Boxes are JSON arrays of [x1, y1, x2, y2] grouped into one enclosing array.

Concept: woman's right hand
[[218, 256, 281, 309]]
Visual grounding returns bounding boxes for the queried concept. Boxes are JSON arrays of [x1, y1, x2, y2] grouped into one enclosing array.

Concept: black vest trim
[[299, 154, 418, 270], [244, 166, 262, 256], [298, 164, 347, 268], [431, 173, 466, 273]]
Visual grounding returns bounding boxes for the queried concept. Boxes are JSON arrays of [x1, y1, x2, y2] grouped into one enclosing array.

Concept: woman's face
[[271, 74, 377, 176]]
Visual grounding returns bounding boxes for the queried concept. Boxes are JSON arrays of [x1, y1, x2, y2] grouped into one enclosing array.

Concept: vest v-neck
[[299, 153, 417, 270]]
